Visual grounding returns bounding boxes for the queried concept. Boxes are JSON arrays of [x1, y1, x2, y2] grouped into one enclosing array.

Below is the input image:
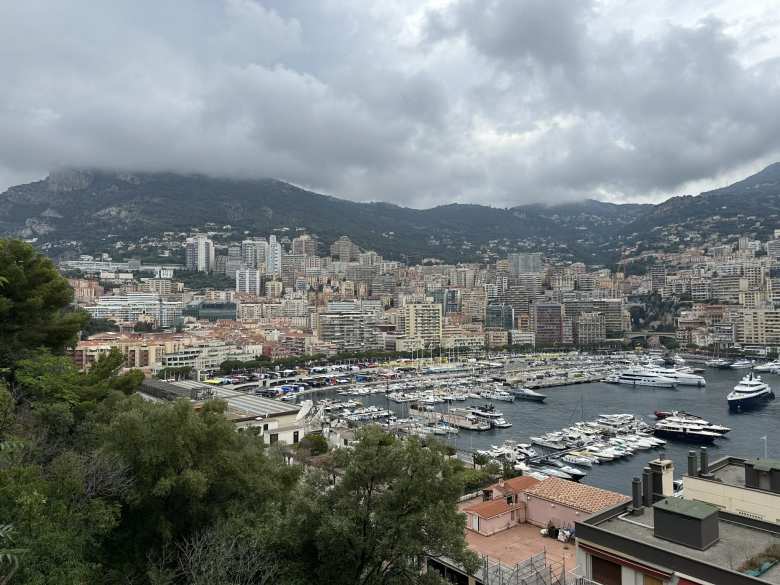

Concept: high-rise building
[[235, 269, 263, 296], [650, 266, 667, 292], [185, 234, 215, 272], [330, 236, 360, 261], [266, 235, 283, 275], [240, 238, 268, 270], [593, 298, 625, 337], [291, 233, 318, 256], [485, 304, 515, 330], [403, 302, 443, 346], [318, 310, 380, 352], [575, 312, 606, 346], [508, 252, 543, 274], [533, 303, 564, 346]]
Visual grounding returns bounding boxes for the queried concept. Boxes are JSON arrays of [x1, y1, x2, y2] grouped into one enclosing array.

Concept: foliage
[[176, 271, 236, 291], [0, 237, 478, 585], [156, 366, 193, 381], [81, 315, 120, 338], [0, 240, 88, 366], [296, 433, 328, 456], [275, 427, 478, 585]]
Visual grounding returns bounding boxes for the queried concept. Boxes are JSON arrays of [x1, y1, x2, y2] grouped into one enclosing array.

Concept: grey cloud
[[0, 0, 779, 208]]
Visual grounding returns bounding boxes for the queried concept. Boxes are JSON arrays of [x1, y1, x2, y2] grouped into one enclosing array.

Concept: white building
[[185, 234, 215, 272], [235, 269, 263, 296]]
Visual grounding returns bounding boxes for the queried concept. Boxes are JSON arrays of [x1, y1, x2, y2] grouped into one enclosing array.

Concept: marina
[[308, 361, 780, 493]]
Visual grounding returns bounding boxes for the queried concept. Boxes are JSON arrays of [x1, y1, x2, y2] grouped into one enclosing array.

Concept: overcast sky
[[1, 0, 779, 208]]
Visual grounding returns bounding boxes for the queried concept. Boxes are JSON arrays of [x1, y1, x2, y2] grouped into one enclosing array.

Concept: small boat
[[528, 465, 573, 480], [705, 358, 732, 369], [728, 373, 775, 411], [562, 454, 595, 467], [492, 417, 513, 429], [730, 359, 754, 369]]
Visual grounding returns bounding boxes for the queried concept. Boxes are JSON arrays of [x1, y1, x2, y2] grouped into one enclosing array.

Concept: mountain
[[0, 164, 778, 264]]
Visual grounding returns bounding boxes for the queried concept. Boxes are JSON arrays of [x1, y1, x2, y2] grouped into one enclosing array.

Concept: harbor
[[310, 363, 780, 493]]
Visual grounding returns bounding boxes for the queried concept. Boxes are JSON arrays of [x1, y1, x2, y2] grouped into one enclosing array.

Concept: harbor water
[[355, 367, 780, 493]]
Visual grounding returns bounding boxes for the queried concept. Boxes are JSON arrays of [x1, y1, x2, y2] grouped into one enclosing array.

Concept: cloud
[[0, 0, 779, 207]]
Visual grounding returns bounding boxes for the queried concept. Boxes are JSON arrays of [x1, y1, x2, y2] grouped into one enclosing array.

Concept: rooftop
[[207, 387, 300, 418], [463, 498, 520, 520], [524, 477, 630, 514], [488, 476, 540, 497], [593, 507, 780, 584], [653, 497, 718, 520], [464, 523, 576, 568], [750, 458, 780, 473]]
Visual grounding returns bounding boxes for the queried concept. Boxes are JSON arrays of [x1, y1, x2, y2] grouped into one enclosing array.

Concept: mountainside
[[1, 164, 779, 263]]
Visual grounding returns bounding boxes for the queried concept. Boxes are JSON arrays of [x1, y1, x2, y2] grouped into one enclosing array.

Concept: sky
[[1, 0, 779, 208]]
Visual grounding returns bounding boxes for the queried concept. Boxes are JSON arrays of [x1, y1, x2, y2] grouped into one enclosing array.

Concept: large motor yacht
[[727, 373, 774, 411], [616, 368, 677, 388]]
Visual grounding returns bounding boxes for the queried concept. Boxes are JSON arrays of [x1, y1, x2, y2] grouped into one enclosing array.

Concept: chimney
[[649, 457, 675, 501], [642, 466, 652, 507], [688, 450, 698, 477], [700, 447, 710, 476], [630, 477, 643, 514]]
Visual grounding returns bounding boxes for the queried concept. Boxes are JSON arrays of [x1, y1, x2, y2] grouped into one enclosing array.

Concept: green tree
[[279, 427, 477, 585], [0, 240, 88, 366], [95, 396, 297, 580]]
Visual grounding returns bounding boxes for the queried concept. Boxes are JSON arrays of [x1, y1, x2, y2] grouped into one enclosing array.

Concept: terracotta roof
[[464, 498, 521, 519], [491, 476, 540, 496], [524, 478, 630, 513]]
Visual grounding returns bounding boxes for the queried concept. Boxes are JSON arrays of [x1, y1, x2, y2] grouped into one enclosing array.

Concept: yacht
[[530, 434, 568, 450], [507, 385, 547, 403], [562, 454, 595, 467], [492, 417, 513, 429], [616, 368, 677, 388], [730, 359, 754, 369], [705, 358, 732, 369], [754, 361, 780, 373], [644, 366, 706, 387], [481, 389, 515, 402], [727, 373, 775, 411], [653, 420, 722, 444], [470, 404, 504, 419], [658, 413, 731, 434]]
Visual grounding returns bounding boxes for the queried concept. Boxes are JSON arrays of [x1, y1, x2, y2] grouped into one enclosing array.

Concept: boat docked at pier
[[643, 366, 706, 386], [754, 360, 780, 373], [615, 368, 677, 388], [727, 373, 775, 411], [652, 419, 722, 444], [507, 385, 547, 402], [729, 359, 754, 369]]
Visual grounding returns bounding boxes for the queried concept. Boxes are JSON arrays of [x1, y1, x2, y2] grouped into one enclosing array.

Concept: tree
[[278, 427, 477, 585], [95, 396, 298, 580], [0, 240, 88, 366]]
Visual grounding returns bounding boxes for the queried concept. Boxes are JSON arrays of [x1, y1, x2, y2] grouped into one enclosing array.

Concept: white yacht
[[616, 368, 677, 388], [754, 361, 780, 373], [492, 417, 513, 429], [728, 373, 775, 411], [481, 389, 515, 402], [730, 359, 754, 369], [705, 358, 731, 369], [644, 365, 706, 387]]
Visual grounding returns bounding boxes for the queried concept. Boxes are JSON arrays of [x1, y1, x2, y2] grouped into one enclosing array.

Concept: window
[[591, 555, 621, 585], [263, 423, 268, 431], [293, 431, 299, 444], [643, 576, 662, 585], [269, 433, 278, 444]]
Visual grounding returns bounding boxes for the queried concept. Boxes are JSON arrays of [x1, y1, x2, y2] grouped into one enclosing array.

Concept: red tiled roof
[[492, 476, 540, 495], [524, 478, 630, 513], [464, 498, 521, 519]]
